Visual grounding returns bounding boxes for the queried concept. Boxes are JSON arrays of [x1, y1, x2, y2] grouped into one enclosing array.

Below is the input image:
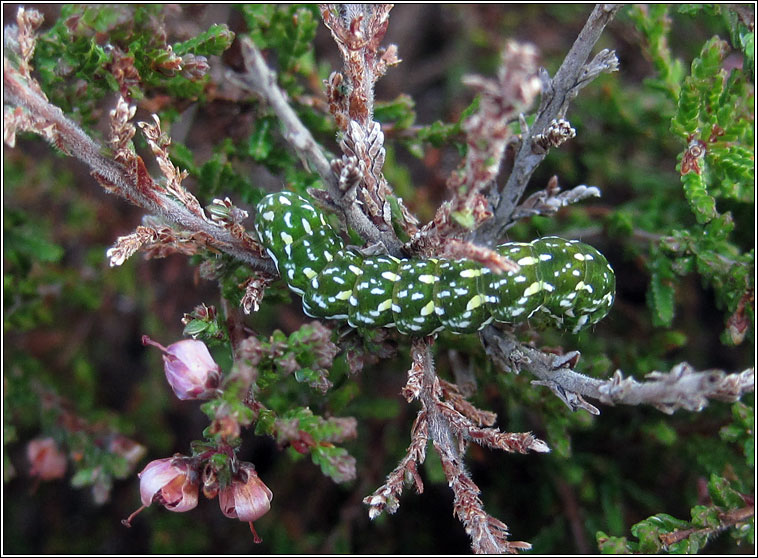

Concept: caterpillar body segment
[[254, 192, 615, 335]]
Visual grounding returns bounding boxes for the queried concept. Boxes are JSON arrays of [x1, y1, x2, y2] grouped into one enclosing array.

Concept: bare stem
[[476, 4, 622, 242], [228, 36, 404, 255], [4, 24, 274, 273], [481, 328, 755, 415]]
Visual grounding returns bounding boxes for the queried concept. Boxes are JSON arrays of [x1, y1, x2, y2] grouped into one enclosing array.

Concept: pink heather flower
[[27, 437, 67, 481], [143, 336, 221, 400], [138, 457, 199, 513], [219, 462, 273, 523]]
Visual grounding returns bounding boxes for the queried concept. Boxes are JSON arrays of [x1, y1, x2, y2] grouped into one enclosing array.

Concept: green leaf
[[375, 95, 416, 130], [172, 24, 235, 56], [648, 255, 676, 327], [708, 474, 745, 509], [681, 170, 717, 224], [596, 531, 633, 554], [310, 444, 355, 484], [247, 116, 276, 161]]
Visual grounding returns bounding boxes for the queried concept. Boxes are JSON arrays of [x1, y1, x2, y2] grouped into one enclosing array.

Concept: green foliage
[[33, 5, 234, 124], [172, 24, 235, 57], [626, 5, 685, 100], [719, 402, 754, 467], [615, 5, 755, 345], [240, 4, 320, 92], [597, 398, 755, 553]]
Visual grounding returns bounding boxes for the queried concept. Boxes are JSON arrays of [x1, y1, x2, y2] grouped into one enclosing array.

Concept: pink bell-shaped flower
[[143, 336, 221, 400], [219, 462, 272, 542], [27, 437, 67, 481], [138, 456, 199, 513]]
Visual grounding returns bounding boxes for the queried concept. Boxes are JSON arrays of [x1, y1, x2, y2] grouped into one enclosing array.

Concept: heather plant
[[3, 4, 754, 554]]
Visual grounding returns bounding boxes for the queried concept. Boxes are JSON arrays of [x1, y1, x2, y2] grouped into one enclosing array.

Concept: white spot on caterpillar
[[332, 276, 345, 285], [572, 314, 589, 333], [419, 274, 437, 284], [349, 265, 363, 276], [573, 253, 586, 261], [280, 231, 293, 245], [382, 271, 401, 282], [411, 292, 424, 301], [278, 195, 291, 205], [266, 249, 279, 267], [477, 316, 494, 330], [523, 281, 543, 297], [539, 253, 552, 261], [460, 268, 482, 278], [370, 287, 385, 295], [377, 299, 393, 312], [517, 256, 537, 266], [303, 268, 316, 279], [324, 250, 334, 262], [466, 295, 484, 311], [420, 301, 435, 316], [302, 218, 313, 235], [514, 275, 527, 283], [262, 211, 275, 221]]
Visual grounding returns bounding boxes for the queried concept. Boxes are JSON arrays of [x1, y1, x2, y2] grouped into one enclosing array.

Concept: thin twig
[[366, 337, 545, 553], [228, 36, 405, 255], [3, 15, 274, 273], [480, 328, 755, 414], [476, 4, 621, 242]]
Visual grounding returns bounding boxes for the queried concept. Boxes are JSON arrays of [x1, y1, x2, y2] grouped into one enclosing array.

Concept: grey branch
[[511, 181, 601, 221], [476, 4, 621, 242], [3, 15, 273, 273], [481, 328, 755, 414], [228, 37, 404, 255]]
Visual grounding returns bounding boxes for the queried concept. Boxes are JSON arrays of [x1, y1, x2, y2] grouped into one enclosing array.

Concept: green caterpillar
[[254, 192, 615, 335]]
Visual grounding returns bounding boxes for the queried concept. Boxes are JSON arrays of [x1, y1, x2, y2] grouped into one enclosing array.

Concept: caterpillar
[[254, 192, 615, 335]]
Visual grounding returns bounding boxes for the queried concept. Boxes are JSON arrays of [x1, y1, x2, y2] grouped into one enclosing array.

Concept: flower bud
[[219, 462, 273, 523], [143, 336, 221, 400], [27, 437, 66, 481], [138, 457, 199, 513]]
